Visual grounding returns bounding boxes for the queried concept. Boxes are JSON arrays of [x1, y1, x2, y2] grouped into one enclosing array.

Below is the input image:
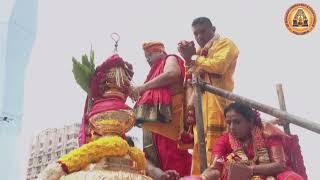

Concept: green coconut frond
[[81, 54, 91, 70], [90, 47, 95, 71], [72, 52, 95, 94]]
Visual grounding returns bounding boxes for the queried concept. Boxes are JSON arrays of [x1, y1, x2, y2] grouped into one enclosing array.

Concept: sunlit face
[[192, 24, 215, 48], [225, 110, 253, 140], [144, 51, 163, 66]]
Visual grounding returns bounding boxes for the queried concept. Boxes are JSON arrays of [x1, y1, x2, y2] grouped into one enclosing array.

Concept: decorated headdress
[[90, 54, 134, 98]]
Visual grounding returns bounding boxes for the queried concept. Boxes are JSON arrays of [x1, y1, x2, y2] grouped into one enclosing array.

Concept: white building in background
[[26, 123, 80, 180]]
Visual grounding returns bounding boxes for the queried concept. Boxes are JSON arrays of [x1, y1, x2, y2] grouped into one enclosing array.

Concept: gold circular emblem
[[285, 3, 316, 35]]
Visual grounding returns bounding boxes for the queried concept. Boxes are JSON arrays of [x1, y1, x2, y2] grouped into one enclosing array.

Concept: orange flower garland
[[58, 136, 146, 174]]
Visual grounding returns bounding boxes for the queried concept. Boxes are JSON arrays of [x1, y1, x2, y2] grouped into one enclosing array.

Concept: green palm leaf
[[81, 54, 91, 70], [90, 47, 95, 71], [71, 47, 96, 96], [72, 57, 94, 93]]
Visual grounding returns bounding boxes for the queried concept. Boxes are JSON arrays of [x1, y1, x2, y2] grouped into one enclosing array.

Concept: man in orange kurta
[[178, 17, 239, 175]]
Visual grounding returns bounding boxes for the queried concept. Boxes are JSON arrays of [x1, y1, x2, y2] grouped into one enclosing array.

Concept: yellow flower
[[58, 136, 129, 173], [128, 147, 146, 171]]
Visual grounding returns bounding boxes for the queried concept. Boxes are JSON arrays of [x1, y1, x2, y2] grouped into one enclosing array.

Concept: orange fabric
[[142, 41, 165, 53], [142, 93, 184, 140]]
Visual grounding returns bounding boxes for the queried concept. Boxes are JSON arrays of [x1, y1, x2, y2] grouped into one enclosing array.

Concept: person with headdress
[[37, 54, 152, 180], [132, 41, 192, 179], [178, 17, 239, 175], [182, 102, 305, 180]]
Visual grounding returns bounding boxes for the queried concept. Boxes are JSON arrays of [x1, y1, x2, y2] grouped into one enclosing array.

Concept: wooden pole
[[198, 81, 320, 134], [276, 84, 296, 170], [276, 84, 291, 134], [193, 75, 208, 172]]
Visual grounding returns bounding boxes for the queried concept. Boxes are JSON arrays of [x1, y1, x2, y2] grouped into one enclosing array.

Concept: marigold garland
[[128, 147, 146, 171], [58, 136, 129, 173], [57, 136, 147, 174]]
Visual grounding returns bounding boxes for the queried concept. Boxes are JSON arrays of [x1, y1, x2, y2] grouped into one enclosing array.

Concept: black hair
[[192, 17, 213, 27], [224, 102, 256, 123], [125, 136, 135, 147]]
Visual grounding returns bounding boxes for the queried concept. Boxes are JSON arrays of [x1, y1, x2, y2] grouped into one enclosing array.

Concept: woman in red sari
[[183, 102, 305, 180]]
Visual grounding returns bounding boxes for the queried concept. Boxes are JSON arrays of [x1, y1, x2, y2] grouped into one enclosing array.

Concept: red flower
[[200, 49, 208, 57], [90, 54, 134, 98]]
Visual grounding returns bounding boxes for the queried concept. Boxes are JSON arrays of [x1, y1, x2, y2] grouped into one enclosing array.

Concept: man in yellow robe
[[178, 17, 239, 175]]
